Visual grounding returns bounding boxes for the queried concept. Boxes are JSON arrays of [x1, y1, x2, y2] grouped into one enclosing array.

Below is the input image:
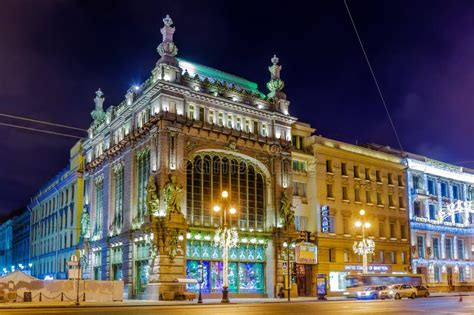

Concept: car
[[415, 285, 430, 298], [388, 284, 417, 299], [356, 285, 389, 300]]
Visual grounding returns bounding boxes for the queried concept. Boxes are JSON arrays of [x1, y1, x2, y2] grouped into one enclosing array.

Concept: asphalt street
[[0, 296, 473, 315]]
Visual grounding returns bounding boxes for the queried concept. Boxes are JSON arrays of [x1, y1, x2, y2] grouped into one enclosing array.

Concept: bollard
[[61, 292, 64, 301], [39, 292, 42, 302]]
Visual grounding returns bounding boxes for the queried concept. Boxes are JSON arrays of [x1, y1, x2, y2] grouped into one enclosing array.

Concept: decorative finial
[[163, 14, 173, 27], [271, 54, 279, 66], [94, 89, 104, 110], [91, 89, 106, 123]]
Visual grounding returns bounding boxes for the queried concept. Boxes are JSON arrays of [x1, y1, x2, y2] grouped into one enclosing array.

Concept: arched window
[[186, 154, 266, 230]]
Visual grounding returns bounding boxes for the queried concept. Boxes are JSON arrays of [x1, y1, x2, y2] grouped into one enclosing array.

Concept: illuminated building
[[12, 210, 31, 271], [0, 219, 13, 275], [405, 155, 474, 290], [82, 15, 298, 299], [28, 141, 84, 279], [312, 138, 411, 294]]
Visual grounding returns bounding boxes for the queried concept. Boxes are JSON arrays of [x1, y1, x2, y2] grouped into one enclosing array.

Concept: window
[[413, 175, 421, 189], [245, 119, 251, 133], [388, 173, 393, 185], [218, 113, 224, 126], [366, 190, 372, 204], [398, 175, 403, 186], [295, 216, 308, 231], [365, 168, 371, 180], [329, 248, 336, 262], [388, 194, 395, 207], [186, 155, 265, 230], [445, 238, 453, 259], [458, 239, 465, 260], [376, 192, 383, 205], [417, 236, 425, 258], [389, 223, 395, 238], [414, 201, 422, 217], [342, 186, 349, 201], [429, 204, 436, 220], [399, 196, 405, 209], [253, 121, 258, 135], [379, 250, 385, 263], [261, 124, 267, 137], [292, 160, 306, 173], [401, 252, 406, 264], [354, 165, 360, 178], [199, 107, 205, 123], [459, 267, 465, 282], [208, 110, 215, 124], [432, 237, 440, 259], [293, 182, 307, 198], [113, 165, 124, 230], [344, 250, 349, 263], [390, 251, 396, 264], [427, 179, 436, 195], [327, 184, 334, 198], [236, 117, 242, 130], [188, 105, 195, 119], [94, 178, 104, 236], [400, 224, 406, 239], [227, 114, 233, 128], [379, 221, 385, 237], [434, 266, 441, 283], [326, 160, 333, 173], [343, 217, 349, 234], [452, 185, 460, 200], [341, 163, 347, 176], [440, 182, 448, 198], [354, 188, 361, 202], [136, 149, 151, 224], [376, 170, 382, 182]]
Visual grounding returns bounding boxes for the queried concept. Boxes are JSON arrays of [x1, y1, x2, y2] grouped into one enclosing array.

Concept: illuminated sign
[[321, 205, 330, 233], [295, 243, 318, 265], [344, 264, 390, 272]]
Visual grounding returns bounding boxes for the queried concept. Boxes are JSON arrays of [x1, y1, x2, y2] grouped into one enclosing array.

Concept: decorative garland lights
[[186, 231, 268, 245]]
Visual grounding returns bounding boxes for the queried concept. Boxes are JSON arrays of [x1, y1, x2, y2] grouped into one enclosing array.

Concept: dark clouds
[[1, 0, 473, 220]]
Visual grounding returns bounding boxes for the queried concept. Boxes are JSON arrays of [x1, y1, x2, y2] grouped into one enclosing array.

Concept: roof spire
[[266, 55, 290, 115]]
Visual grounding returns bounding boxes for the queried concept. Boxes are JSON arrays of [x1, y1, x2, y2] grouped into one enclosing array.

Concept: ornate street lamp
[[197, 261, 204, 304], [282, 241, 296, 302], [353, 209, 375, 274], [213, 190, 238, 303]]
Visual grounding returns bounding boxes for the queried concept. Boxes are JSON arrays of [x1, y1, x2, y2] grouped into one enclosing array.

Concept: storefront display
[[329, 271, 348, 292]]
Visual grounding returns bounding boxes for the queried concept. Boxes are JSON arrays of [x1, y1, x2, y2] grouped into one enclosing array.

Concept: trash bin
[[23, 292, 32, 302]]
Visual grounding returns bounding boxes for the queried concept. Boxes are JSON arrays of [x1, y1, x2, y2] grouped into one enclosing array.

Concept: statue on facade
[[279, 192, 294, 228], [146, 175, 160, 216], [80, 207, 90, 239], [162, 174, 183, 216]]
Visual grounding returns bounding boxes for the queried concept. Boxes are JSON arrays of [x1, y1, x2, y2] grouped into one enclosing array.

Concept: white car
[[388, 284, 417, 299]]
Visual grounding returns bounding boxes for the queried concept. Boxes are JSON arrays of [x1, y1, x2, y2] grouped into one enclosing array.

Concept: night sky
[[1, 0, 473, 221]]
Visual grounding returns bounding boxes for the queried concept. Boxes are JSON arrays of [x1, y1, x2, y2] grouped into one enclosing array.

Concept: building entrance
[[296, 264, 312, 296]]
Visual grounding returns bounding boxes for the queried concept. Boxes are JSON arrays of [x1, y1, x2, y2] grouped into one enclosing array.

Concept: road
[[0, 296, 472, 315]]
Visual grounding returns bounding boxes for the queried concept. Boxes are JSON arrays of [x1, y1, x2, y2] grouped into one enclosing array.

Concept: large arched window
[[186, 154, 265, 230]]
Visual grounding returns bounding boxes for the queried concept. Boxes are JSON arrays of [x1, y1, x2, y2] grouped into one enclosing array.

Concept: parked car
[[388, 284, 417, 299], [356, 286, 389, 300], [415, 285, 430, 298]]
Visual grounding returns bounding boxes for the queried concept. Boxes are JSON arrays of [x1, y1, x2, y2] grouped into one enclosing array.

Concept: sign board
[[321, 205, 330, 233], [282, 261, 288, 272], [344, 264, 390, 273], [295, 242, 318, 265]]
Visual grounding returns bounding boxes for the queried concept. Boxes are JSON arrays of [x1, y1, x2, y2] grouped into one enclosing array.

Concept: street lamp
[[282, 241, 296, 302], [353, 209, 375, 274], [213, 190, 238, 303], [197, 261, 204, 304]]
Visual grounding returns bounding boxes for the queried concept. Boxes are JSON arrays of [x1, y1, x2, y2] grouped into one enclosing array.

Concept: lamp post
[[213, 190, 238, 303], [197, 261, 203, 304], [353, 209, 375, 274], [282, 240, 295, 302]]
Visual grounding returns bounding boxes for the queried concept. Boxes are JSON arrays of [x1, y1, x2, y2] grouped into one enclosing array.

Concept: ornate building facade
[[312, 138, 411, 294], [12, 210, 31, 270], [81, 15, 299, 299], [405, 156, 474, 291], [28, 141, 84, 279]]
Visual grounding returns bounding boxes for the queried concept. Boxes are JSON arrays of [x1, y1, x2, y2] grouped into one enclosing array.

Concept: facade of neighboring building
[[312, 137, 411, 294], [0, 219, 13, 275], [82, 15, 299, 299], [12, 210, 31, 270], [405, 156, 474, 291], [28, 141, 84, 279]]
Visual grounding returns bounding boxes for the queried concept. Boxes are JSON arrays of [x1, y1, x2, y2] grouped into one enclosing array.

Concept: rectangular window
[[245, 119, 251, 132], [427, 179, 436, 195], [354, 165, 360, 178], [457, 239, 464, 260], [188, 105, 195, 119], [208, 110, 215, 124], [452, 185, 460, 200], [292, 160, 307, 173], [379, 250, 385, 263], [388, 194, 395, 207], [261, 124, 267, 137], [236, 117, 242, 130], [388, 173, 393, 185], [365, 168, 371, 180], [400, 224, 406, 239], [377, 192, 383, 205], [136, 150, 151, 224], [417, 236, 425, 258], [432, 237, 440, 259], [343, 217, 349, 234], [341, 163, 347, 176], [293, 182, 307, 198], [399, 196, 405, 208], [389, 223, 395, 238], [344, 250, 349, 263], [376, 170, 382, 182], [114, 166, 124, 230], [434, 266, 441, 283], [327, 184, 334, 198], [390, 251, 396, 264], [354, 188, 361, 202], [459, 267, 465, 282], [398, 174, 403, 186], [379, 221, 385, 237], [326, 160, 333, 173], [218, 113, 224, 126], [329, 248, 336, 262], [445, 238, 453, 259], [253, 121, 258, 135], [94, 179, 104, 236], [401, 251, 406, 264], [414, 201, 422, 217], [429, 204, 436, 220], [441, 182, 448, 197], [366, 190, 372, 204], [295, 216, 308, 231], [227, 114, 233, 128], [342, 186, 349, 201]]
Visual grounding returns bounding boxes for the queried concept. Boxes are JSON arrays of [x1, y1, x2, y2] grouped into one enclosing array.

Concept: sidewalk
[[0, 292, 472, 309]]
